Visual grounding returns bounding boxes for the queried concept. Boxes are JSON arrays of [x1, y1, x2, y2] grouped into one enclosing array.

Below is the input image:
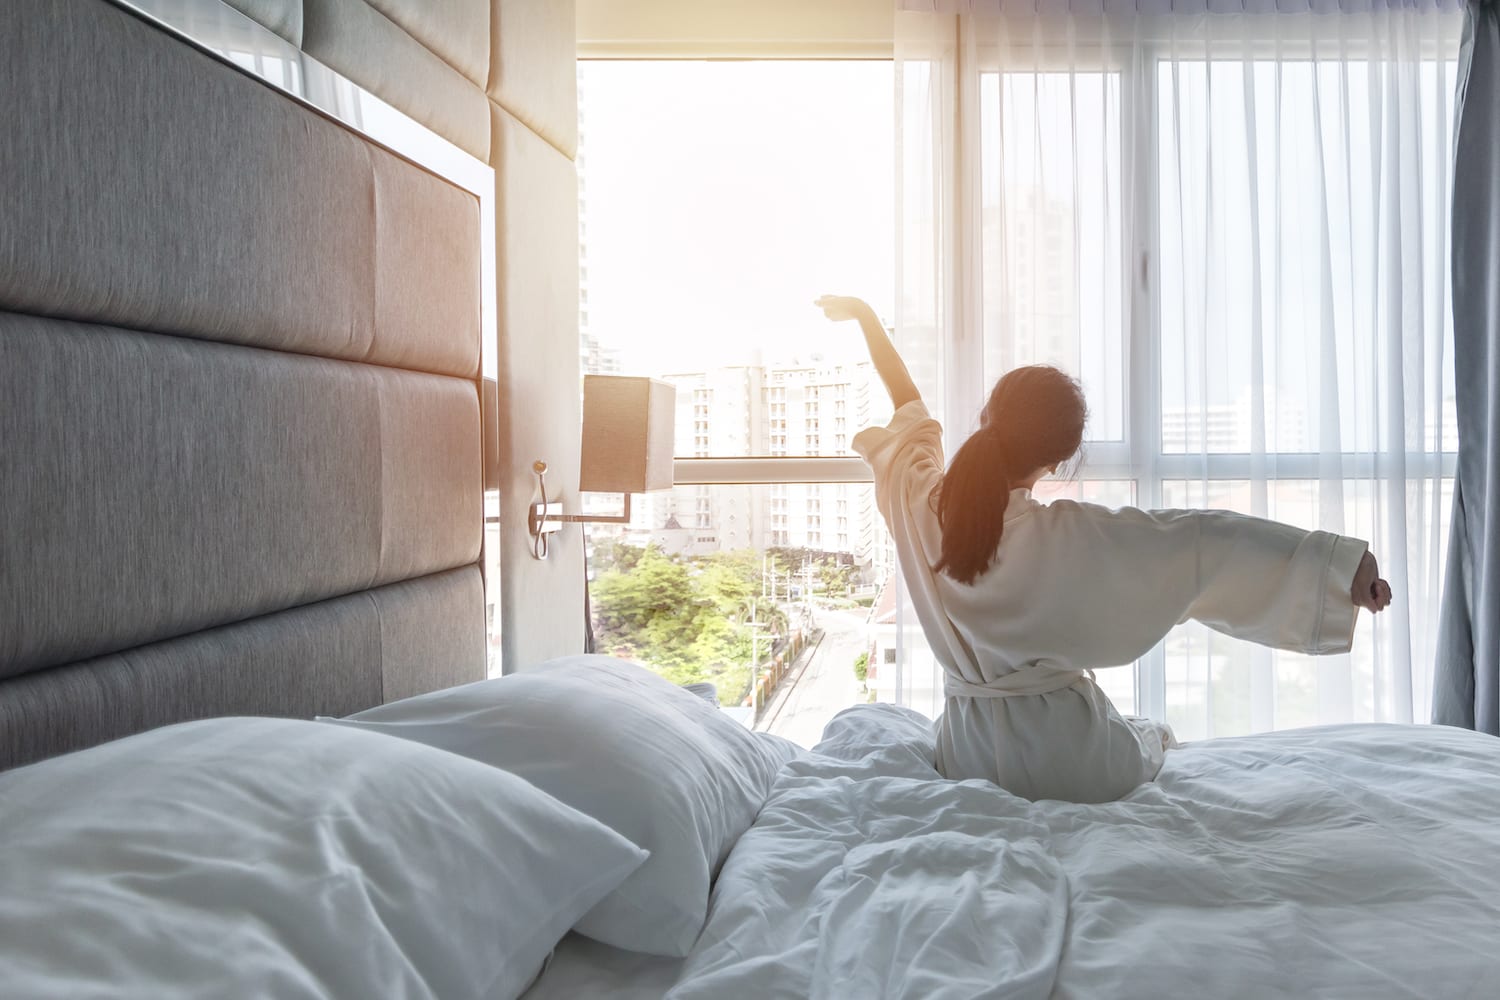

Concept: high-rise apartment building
[[983, 187, 1081, 379], [645, 359, 893, 585]]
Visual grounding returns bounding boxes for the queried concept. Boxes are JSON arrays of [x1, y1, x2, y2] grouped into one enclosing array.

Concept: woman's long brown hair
[[933, 366, 1087, 585]]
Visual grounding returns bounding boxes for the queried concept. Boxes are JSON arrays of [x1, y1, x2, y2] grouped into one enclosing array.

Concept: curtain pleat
[[1434, 0, 1500, 734], [892, 5, 1463, 733], [899, 1, 1462, 15]]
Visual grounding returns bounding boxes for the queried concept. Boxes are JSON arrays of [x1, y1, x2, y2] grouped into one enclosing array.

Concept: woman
[[818, 294, 1393, 803]]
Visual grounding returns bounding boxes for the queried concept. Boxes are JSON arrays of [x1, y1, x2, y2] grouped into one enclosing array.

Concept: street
[[758, 607, 870, 749]]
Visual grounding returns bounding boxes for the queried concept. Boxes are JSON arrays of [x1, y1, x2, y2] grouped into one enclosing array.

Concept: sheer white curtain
[[889, 0, 1463, 737]]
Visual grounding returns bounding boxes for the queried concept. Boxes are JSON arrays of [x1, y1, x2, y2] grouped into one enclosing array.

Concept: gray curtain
[[1435, 0, 1500, 733]]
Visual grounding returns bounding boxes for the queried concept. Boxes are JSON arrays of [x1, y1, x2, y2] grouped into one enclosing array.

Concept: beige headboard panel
[[248, 0, 589, 671]]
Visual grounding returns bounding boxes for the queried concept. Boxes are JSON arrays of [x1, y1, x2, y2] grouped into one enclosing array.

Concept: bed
[[5, 2, 1500, 999], [521, 676, 1500, 999], [6, 653, 1498, 998], [602, 706, 1500, 999]]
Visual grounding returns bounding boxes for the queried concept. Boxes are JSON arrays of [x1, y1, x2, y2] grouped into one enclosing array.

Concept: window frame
[[577, 0, 895, 61], [967, 35, 1458, 719], [578, 17, 1459, 726]]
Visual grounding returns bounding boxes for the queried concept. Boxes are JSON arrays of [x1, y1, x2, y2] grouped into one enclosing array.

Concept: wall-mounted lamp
[[528, 375, 676, 560]]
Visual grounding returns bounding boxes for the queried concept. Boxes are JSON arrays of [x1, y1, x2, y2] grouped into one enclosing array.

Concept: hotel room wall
[[487, 0, 586, 670], [291, 0, 586, 670], [223, 0, 586, 671], [0, 0, 490, 767], [481, 0, 588, 670]]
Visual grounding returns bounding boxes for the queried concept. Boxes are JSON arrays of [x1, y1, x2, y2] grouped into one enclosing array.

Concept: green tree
[[588, 545, 817, 707], [700, 548, 764, 590], [767, 546, 858, 599], [590, 545, 759, 701], [818, 561, 856, 597], [591, 545, 696, 659], [589, 538, 645, 575], [697, 561, 755, 617]]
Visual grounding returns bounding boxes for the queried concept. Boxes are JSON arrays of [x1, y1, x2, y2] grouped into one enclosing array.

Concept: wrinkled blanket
[[670, 706, 1500, 999]]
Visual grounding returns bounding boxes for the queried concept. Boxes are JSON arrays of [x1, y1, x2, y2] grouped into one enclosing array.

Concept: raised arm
[[815, 296, 921, 410]]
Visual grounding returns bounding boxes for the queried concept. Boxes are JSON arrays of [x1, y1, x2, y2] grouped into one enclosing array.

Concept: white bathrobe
[[853, 401, 1368, 803]]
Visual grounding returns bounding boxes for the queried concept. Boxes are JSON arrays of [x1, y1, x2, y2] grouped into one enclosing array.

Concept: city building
[[865, 574, 942, 718], [642, 359, 894, 585]]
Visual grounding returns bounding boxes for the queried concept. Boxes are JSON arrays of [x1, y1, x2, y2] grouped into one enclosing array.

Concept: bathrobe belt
[[944, 666, 1096, 699]]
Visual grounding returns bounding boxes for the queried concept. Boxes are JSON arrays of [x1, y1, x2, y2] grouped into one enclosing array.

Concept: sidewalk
[[754, 627, 825, 733]]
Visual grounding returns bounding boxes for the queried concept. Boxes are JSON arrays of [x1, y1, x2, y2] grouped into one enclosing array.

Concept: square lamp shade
[[578, 375, 676, 494]]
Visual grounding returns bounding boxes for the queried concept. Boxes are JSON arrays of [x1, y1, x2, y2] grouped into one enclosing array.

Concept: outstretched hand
[[1351, 550, 1393, 614], [814, 295, 872, 323]]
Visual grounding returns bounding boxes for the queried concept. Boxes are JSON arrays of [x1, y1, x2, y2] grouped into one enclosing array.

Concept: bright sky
[[578, 59, 1455, 456], [579, 61, 895, 375]]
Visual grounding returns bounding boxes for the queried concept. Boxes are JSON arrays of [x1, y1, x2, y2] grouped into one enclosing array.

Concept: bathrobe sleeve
[[1181, 508, 1368, 655], [851, 400, 988, 682], [1074, 504, 1370, 658], [851, 399, 1369, 665], [851, 400, 946, 563]]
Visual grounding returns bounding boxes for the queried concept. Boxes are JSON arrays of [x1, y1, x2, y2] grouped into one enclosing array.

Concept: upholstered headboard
[[0, 0, 499, 769]]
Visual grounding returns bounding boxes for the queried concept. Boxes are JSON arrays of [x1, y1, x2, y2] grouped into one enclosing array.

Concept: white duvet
[[665, 706, 1500, 999]]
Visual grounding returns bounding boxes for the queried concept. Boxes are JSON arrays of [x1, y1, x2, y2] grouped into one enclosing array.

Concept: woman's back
[[822, 297, 1384, 802], [936, 495, 1363, 682], [858, 401, 1366, 801]]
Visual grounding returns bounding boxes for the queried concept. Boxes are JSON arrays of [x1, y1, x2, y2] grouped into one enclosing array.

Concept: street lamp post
[[801, 559, 816, 629]]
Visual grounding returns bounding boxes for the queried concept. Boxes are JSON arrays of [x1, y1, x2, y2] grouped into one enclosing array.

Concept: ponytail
[[932, 365, 1088, 586], [933, 429, 1012, 586]]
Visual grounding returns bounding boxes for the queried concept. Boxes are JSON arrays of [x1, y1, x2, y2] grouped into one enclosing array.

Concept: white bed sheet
[[531, 706, 1500, 999]]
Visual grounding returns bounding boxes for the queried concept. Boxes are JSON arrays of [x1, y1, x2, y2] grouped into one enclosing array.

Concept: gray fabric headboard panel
[[222, 0, 303, 44], [302, 0, 491, 160], [0, 312, 481, 680], [0, 567, 484, 772], [0, 0, 480, 379], [0, 0, 488, 768]]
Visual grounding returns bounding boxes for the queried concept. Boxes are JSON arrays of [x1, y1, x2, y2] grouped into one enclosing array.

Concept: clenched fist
[[1351, 550, 1392, 614]]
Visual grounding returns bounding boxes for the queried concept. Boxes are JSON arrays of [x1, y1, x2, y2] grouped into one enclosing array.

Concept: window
[[980, 71, 1125, 442], [580, 59, 895, 743], [961, 29, 1459, 735], [579, 15, 1459, 740]]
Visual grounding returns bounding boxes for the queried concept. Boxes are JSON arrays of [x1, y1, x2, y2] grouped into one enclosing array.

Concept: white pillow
[[0, 716, 648, 1000], [327, 654, 802, 957]]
